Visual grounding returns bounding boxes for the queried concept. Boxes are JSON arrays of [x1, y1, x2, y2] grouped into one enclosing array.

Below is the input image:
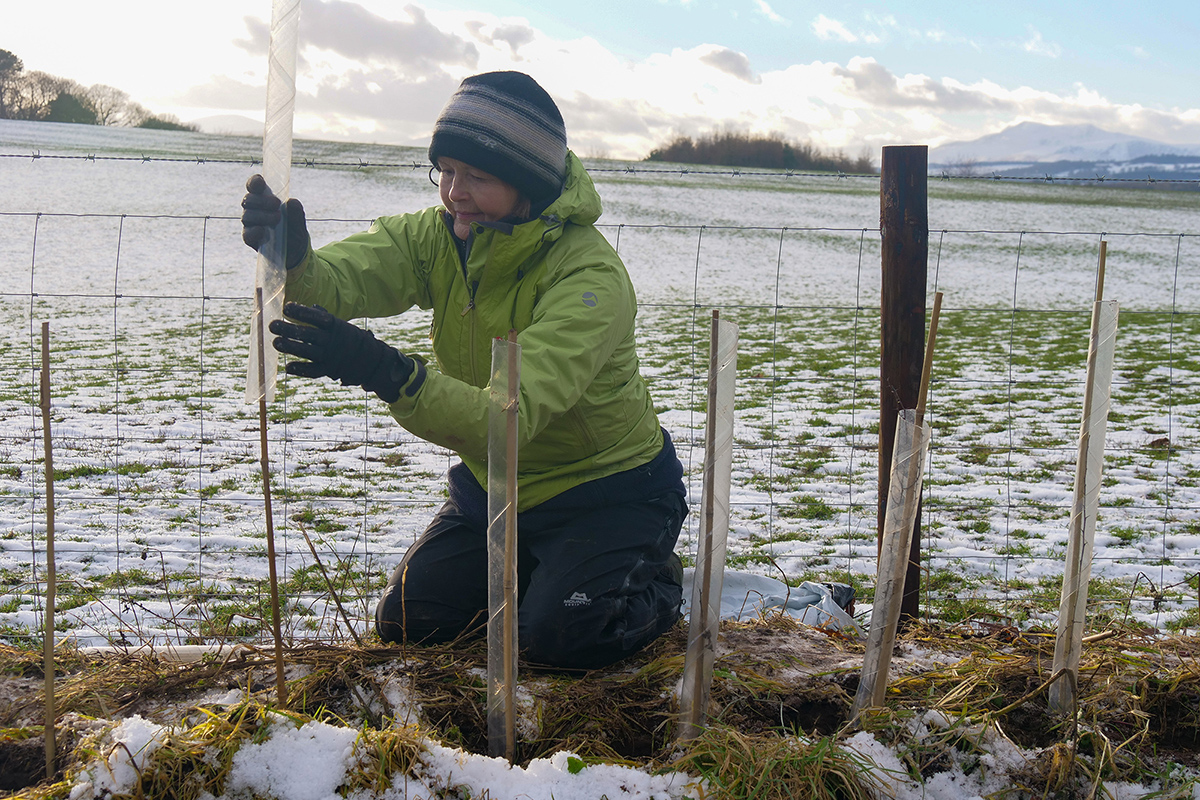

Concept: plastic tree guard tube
[[678, 312, 738, 741], [853, 408, 931, 717], [487, 333, 520, 761], [246, 0, 300, 403], [1050, 299, 1119, 714]]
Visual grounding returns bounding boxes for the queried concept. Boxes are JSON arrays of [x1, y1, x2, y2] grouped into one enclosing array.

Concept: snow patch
[[70, 715, 172, 799], [416, 744, 702, 800], [224, 713, 360, 800]]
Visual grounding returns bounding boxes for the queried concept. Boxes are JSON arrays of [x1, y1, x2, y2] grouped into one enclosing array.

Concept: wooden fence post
[[879, 145, 928, 623]]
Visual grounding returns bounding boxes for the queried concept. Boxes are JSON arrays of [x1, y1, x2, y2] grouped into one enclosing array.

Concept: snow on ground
[[66, 713, 705, 800]]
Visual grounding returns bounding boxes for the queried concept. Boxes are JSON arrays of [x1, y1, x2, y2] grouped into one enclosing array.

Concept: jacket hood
[[541, 150, 601, 227]]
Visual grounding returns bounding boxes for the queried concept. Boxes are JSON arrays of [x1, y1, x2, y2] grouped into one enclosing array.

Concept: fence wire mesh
[[0, 139, 1198, 649]]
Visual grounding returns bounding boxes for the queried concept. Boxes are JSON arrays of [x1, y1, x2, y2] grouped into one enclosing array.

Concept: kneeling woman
[[242, 71, 686, 670]]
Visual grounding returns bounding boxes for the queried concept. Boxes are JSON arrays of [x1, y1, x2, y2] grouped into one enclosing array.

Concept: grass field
[[1, 120, 1199, 647]]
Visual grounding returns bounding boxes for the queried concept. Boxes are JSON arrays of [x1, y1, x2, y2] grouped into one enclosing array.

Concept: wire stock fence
[[0, 153, 1198, 651]]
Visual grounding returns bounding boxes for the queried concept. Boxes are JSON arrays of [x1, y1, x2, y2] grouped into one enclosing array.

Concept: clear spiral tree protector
[[246, 0, 300, 404], [678, 312, 738, 741], [487, 333, 521, 760], [852, 408, 932, 717], [1050, 298, 1120, 714]]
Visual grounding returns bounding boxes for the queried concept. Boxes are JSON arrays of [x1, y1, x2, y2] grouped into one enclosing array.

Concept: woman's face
[[437, 157, 521, 240]]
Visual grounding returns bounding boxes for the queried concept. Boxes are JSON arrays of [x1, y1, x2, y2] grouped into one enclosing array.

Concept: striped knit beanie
[[429, 72, 568, 205]]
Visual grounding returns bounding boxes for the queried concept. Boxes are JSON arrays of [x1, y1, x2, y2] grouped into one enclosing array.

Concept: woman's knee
[[374, 577, 486, 644], [374, 525, 488, 644]]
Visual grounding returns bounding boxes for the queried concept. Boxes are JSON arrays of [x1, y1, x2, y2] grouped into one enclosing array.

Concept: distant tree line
[[646, 130, 875, 173], [0, 49, 196, 131]]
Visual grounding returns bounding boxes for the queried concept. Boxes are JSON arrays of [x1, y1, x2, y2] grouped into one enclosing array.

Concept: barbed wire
[[3, 149, 1198, 186], [1, 210, 1192, 240]]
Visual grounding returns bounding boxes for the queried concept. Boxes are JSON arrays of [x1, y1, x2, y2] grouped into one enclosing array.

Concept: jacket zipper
[[457, 227, 480, 384], [456, 230, 475, 315]]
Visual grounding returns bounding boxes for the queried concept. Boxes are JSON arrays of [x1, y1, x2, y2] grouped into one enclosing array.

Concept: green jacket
[[285, 151, 664, 510]]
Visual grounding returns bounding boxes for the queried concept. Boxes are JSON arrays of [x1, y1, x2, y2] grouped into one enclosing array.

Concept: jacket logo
[[581, 291, 598, 307], [564, 591, 592, 607]]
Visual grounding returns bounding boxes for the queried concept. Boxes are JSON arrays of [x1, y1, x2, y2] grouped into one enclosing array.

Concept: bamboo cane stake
[[243, 0, 297, 706], [255, 288, 287, 708], [39, 321, 56, 779], [1050, 241, 1117, 715], [915, 292, 943, 425]]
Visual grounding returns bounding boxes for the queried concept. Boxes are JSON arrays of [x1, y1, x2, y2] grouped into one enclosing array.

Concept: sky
[[4, 0, 1199, 160]]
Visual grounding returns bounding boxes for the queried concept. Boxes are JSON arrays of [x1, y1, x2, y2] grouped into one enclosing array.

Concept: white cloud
[[754, 0, 790, 26], [1022, 26, 1062, 58], [298, 2, 478, 70], [154, 1, 1200, 159], [812, 14, 857, 43], [698, 47, 760, 83], [810, 13, 889, 45]]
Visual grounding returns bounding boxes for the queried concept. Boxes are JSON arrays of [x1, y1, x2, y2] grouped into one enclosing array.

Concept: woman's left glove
[[269, 302, 414, 403], [241, 175, 310, 270]]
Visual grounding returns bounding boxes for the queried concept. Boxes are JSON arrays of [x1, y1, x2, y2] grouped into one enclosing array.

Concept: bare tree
[[0, 49, 23, 119], [851, 145, 876, 174], [121, 100, 151, 127], [83, 83, 133, 126], [8, 70, 71, 120]]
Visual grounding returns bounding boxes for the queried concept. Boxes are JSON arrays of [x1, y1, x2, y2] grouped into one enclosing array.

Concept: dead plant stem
[[298, 524, 363, 647], [255, 288, 287, 708]]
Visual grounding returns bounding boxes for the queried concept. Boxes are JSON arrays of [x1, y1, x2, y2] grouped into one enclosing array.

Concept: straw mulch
[[1, 618, 1197, 798]]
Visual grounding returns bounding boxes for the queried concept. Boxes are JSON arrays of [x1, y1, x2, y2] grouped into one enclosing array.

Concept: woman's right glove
[[269, 303, 415, 403], [241, 174, 310, 270]]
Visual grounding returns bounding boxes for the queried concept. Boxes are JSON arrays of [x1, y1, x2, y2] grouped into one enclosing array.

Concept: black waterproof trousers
[[375, 431, 687, 670]]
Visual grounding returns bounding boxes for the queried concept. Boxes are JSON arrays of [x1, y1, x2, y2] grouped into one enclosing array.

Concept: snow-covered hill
[[190, 113, 264, 136], [932, 121, 1200, 165]]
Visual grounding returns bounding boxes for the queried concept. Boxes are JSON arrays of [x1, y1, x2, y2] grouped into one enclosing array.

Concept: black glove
[[269, 303, 414, 403], [241, 174, 310, 270]]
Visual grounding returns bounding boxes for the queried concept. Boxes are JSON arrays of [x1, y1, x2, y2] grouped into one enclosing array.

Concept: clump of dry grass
[[0, 643, 94, 679], [670, 725, 878, 799]]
